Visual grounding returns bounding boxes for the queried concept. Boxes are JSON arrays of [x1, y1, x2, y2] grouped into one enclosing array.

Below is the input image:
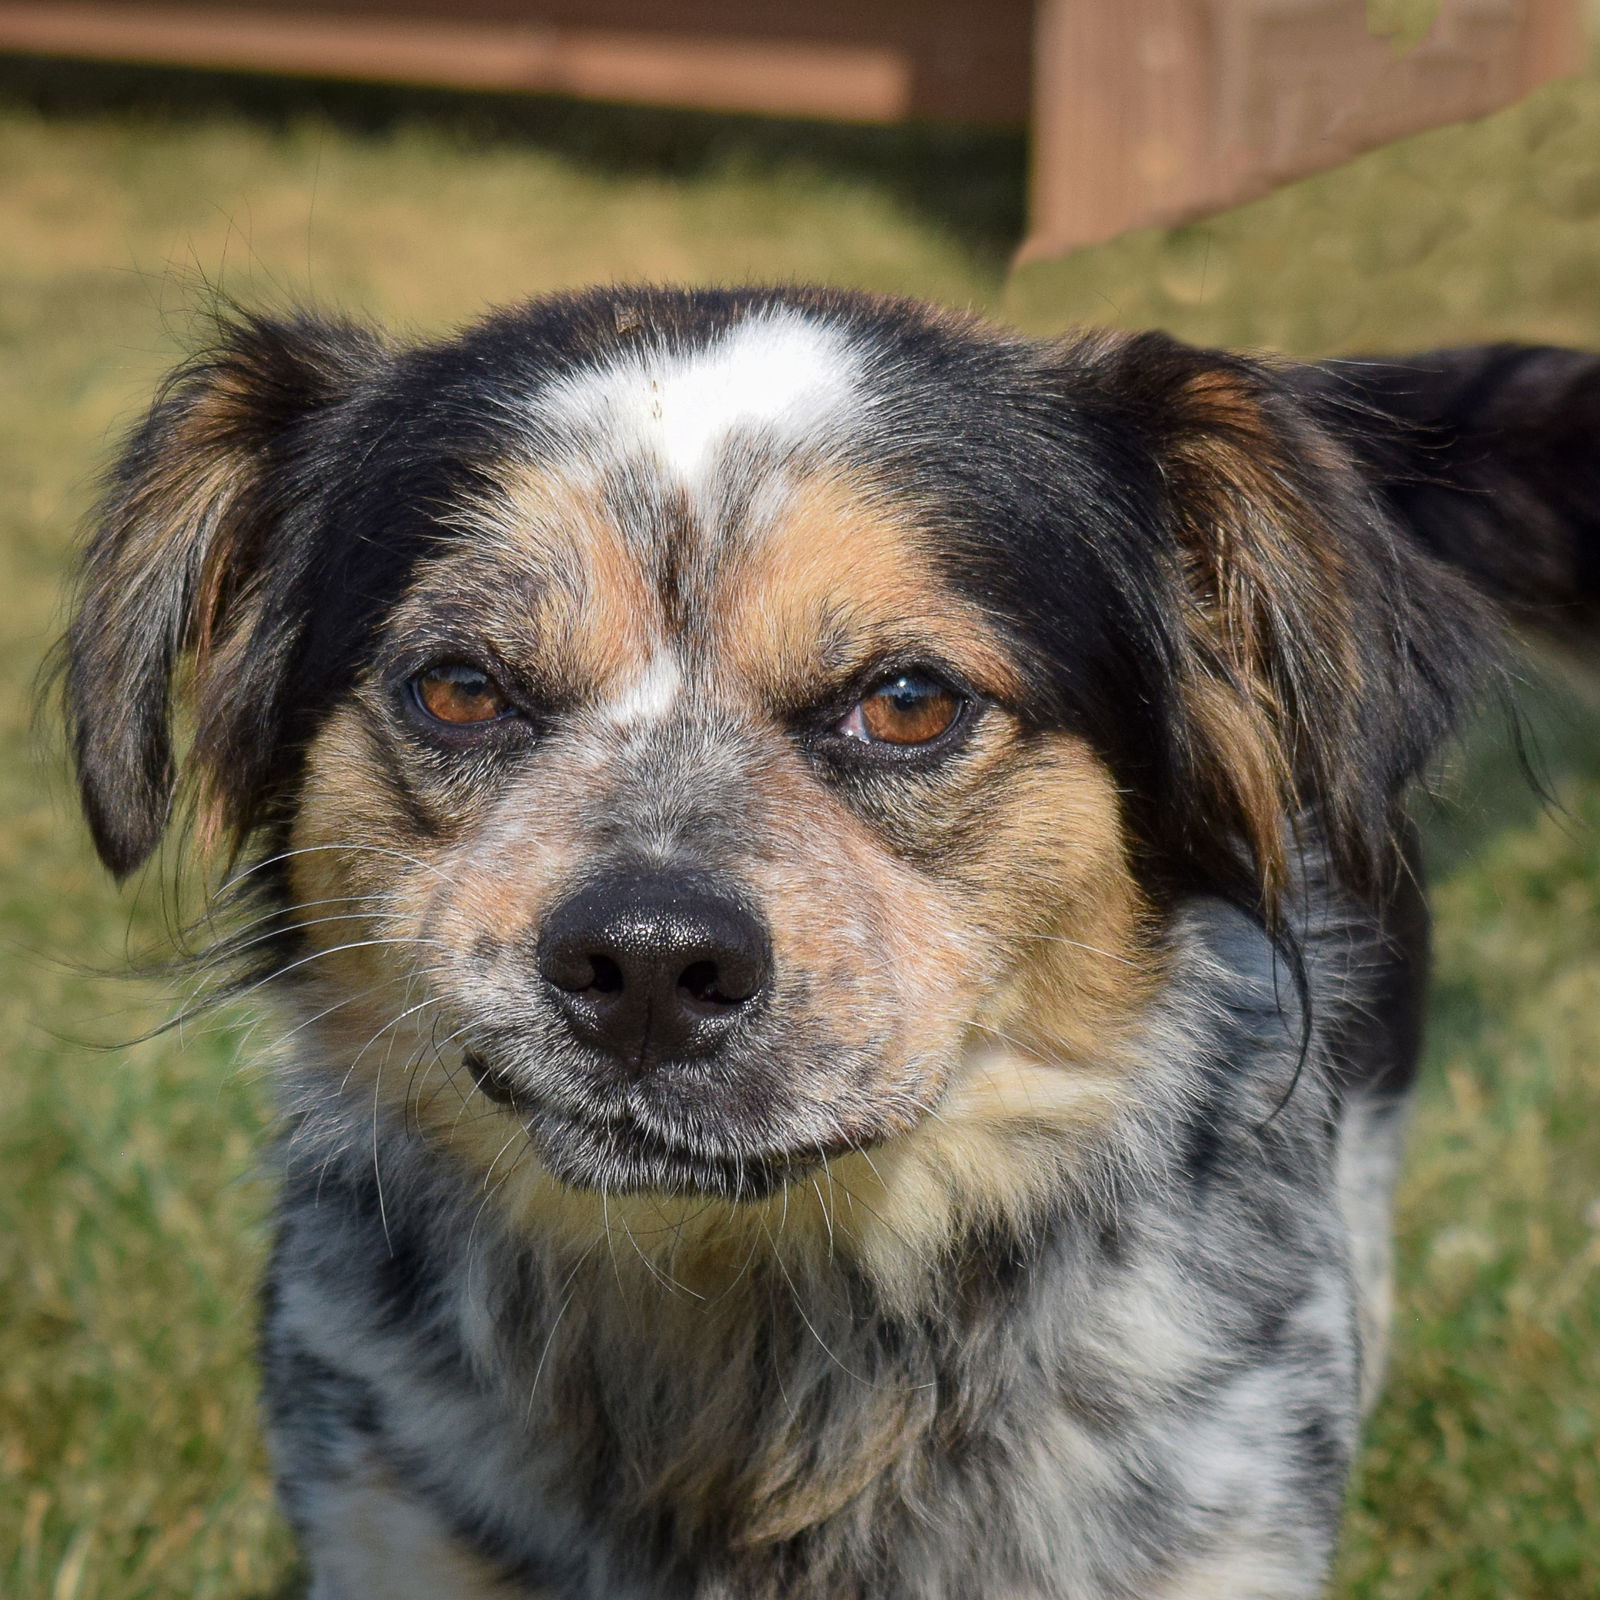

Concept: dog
[[62, 287, 1599, 1598]]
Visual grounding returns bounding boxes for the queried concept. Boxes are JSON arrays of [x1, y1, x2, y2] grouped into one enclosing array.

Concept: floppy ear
[[1088, 332, 1493, 907], [64, 311, 383, 878]]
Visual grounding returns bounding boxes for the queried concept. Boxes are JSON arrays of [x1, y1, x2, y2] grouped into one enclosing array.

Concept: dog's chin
[[523, 1102, 817, 1200], [465, 1050, 824, 1200]]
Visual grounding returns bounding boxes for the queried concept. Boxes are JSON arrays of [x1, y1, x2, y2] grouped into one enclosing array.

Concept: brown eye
[[843, 673, 962, 747], [413, 663, 512, 726]]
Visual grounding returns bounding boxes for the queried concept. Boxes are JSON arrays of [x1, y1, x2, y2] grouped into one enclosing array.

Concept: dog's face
[[283, 307, 1150, 1200], [64, 288, 1476, 1221]]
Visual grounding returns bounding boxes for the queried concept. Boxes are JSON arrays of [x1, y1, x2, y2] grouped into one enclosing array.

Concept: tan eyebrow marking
[[439, 462, 664, 700], [713, 471, 1024, 710]]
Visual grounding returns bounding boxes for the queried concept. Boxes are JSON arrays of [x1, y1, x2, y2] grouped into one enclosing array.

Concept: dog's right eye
[[410, 662, 513, 726]]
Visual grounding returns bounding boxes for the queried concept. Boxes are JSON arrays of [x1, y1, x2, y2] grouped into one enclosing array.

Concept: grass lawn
[[1, 48, 1597, 1599]]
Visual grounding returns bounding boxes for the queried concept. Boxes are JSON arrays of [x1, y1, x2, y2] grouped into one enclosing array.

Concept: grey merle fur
[[262, 900, 1370, 1600]]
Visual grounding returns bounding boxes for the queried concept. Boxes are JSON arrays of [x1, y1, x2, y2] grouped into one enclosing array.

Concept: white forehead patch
[[600, 649, 683, 728], [541, 309, 861, 490]]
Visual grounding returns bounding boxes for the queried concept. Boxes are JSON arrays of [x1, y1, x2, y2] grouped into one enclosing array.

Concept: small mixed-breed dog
[[62, 287, 1598, 1598]]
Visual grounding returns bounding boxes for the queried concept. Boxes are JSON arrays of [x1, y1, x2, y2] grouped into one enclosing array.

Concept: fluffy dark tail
[[1300, 344, 1600, 648]]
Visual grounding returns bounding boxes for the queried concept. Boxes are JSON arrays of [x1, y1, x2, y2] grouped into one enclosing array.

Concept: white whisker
[[213, 841, 452, 899]]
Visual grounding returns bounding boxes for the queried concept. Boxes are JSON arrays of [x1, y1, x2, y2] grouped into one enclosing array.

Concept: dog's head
[[64, 288, 1484, 1218]]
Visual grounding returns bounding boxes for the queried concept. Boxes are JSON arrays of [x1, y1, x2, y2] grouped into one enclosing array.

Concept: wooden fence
[[0, 0, 1583, 260]]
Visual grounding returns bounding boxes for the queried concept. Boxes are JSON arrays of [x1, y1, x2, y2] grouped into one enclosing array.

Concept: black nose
[[537, 873, 770, 1066]]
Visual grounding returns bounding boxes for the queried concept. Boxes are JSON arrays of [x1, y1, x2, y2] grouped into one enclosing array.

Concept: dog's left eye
[[411, 662, 513, 726], [837, 673, 964, 747]]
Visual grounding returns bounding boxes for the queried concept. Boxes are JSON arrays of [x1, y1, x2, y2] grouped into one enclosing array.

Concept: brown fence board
[[0, 0, 1582, 260], [0, 0, 1033, 123], [1023, 0, 1583, 260]]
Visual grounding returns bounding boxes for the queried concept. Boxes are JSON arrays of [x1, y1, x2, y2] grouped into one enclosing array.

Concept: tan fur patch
[[1165, 364, 1363, 907], [119, 339, 369, 861], [116, 389, 267, 858], [718, 471, 1023, 709], [446, 463, 665, 700], [958, 734, 1155, 1054], [303, 1461, 526, 1599]]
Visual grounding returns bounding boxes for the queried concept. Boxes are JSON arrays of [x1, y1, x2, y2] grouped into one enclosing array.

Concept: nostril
[[544, 948, 625, 996], [587, 954, 624, 996], [678, 958, 759, 1009], [679, 959, 733, 1008], [677, 959, 716, 1004]]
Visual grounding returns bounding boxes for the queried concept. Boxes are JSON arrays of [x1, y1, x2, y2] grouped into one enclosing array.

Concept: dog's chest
[[264, 1121, 1360, 1600]]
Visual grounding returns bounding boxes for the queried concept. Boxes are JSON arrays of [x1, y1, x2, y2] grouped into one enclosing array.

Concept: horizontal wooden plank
[[0, 1, 919, 121]]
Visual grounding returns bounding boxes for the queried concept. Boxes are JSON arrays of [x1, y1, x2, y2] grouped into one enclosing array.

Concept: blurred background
[[0, 2, 1597, 1595]]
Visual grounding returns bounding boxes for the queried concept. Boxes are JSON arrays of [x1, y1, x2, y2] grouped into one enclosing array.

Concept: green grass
[[1009, 47, 1600, 356], [1, 53, 1597, 1598]]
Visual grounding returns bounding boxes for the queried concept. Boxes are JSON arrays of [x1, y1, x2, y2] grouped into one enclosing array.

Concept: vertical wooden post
[[1021, 0, 1584, 264]]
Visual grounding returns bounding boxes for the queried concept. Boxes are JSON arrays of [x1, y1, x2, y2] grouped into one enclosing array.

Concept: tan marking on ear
[[104, 383, 275, 862], [159, 361, 301, 669], [80, 324, 375, 874], [1164, 364, 1364, 909], [716, 471, 1023, 708], [1178, 670, 1292, 894], [189, 613, 264, 860]]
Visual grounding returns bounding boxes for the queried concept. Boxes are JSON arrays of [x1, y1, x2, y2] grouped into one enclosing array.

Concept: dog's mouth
[[465, 1049, 522, 1107], [464, 1050, 827, 1200]]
